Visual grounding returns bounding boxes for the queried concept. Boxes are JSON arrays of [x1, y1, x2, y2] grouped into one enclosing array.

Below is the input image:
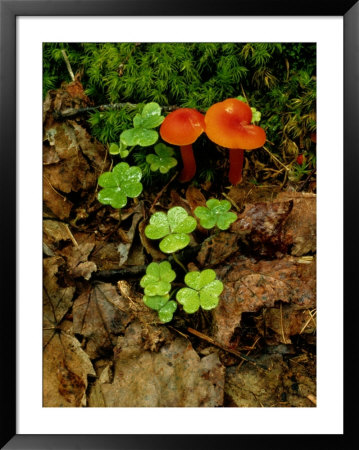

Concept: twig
[[149, 171, 178, 213], [300, 309, 317, 334], [64, 224, 78, 247], [237, 336, 261, 370], [186, 327, 268, 370], [53, 103, 184, 120], [61, 49, 75, 82], [263, 145, 290, 171], [307, 394, 317, 405], [221, 192, 241, 212]]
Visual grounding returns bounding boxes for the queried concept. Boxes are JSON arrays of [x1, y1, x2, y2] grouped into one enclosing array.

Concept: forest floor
[[43, 81, 316, 408]]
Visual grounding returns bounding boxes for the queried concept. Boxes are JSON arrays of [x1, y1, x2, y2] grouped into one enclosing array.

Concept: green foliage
[[43, 42, 316, 182], [142, 294, 177, 323], [146, 143, 177, 174], [109, 141, 130, 158], [140, 261, 176, 296], [176, 269, 224, 314], [145, 206, 197, 254], [194, 199, 237, 230], [140, 261, 177, 323], [97, 162, 142, 209], [120, 102, 164, 147]]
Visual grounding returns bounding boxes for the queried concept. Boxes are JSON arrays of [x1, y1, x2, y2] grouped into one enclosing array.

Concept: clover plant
[[142, 294, 178, 323], [145, 206, 196, 253], [176, 269, 224, 314], [146, 143, 177, 174], [140, 261, 177, 323], [120, 102, 165, 147], [194, 199, 237, 230], [97, 162, 143, 209], [140, 261, 176, 296], [109, 140, 130, 158]]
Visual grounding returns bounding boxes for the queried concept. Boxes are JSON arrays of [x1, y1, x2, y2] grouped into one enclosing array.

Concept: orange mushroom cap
[[160, 108, 205, 146], [205, 98, 266, 150]]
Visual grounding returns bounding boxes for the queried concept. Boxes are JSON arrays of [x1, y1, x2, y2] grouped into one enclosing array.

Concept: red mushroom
[[204, 98, 266, 185], [160, 108, 205, 183]]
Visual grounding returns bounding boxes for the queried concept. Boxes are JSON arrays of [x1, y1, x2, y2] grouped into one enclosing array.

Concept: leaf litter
[[43, 82, 316, 407]]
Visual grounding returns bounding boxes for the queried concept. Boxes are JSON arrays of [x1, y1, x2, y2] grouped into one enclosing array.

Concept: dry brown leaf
[[117, 204, 144, 267], [232, 200, 293, 256], [197, 232, 239, 266], [100, 321, 225, 407], [277, 192, 316, 256], [43, 176, 73, 220], [73, 283, 132, 359], [59, 241, 97, 280], [225, 353, 315, 407], [43, 220, 71, 249], [256, 304, 316, 344], [185, 185, 207, 213], [43, 256, 76, 345], [43, 329, 95, 407], [213, 256, 316, 346]]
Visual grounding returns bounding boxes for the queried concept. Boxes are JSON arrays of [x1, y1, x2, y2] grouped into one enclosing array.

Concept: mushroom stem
[[179, 144, 196, 183], [228, 148, 245, 185]]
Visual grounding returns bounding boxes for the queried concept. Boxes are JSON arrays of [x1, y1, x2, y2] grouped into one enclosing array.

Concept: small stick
[[221, 192, 241, 212], [61, 49, 75, 82], [149, 172, 178, 213], [300, 309, 317, 334], [307, 394, 317, 405], [187, 327, 268, 370], [263, 145, 290, 171], [237, 336, 261, 370], [64, 224, 79, 247]]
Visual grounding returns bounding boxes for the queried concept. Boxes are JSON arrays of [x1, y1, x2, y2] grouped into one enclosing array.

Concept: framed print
[[1, 0, 357, 448]]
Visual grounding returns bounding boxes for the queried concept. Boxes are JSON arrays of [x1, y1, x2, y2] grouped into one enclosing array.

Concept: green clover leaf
[[120, 103, 164, 148], [109, 140, 130, 158], [140, 261, 176, 296], [176, 269, 223, 314], [145, 206, 197, 254], [142, 294, 177, 323], [133, 102, 165, 129], [158, 300, 177, 323], [120, 128, 158, 147], [194, 199, 237, 230], [97, 162, 143, 209], [146, 143, 178, 174]]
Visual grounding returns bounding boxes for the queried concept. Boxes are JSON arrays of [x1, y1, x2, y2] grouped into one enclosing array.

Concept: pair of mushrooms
[[160, 98, 266, 185]]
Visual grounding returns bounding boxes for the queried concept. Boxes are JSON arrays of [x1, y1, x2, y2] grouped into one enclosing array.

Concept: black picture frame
[[1, 0, 357, 448]]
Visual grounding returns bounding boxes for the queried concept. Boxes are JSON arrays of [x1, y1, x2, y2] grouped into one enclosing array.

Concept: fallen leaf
[[117, 204, 144, 267], [225, 353, 315, 407], [100, 321, 225, 407], [185, 185, 207, 213], [197, 231, 239, 266], [43, 220, 71, 249], [43, 256, 76, 346], [213, 255, 316, 346], [256, 304, 316, 344], [231, 200, 293, 256], [59, 241, 97, 280], [43, 328, 95, 407], [73, 283, 132, 359], [43, 176, 73, 220], [277, 192, 316, 256]]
